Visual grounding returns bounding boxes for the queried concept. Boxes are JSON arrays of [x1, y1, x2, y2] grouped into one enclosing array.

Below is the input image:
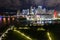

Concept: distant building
[[27, 9, 29, 15], [30, 7, 35, 15], [42, 8, 46, 14], [38, 6, 42, 9], [22, 9, 29, 15], [35, 6, 46, 15], [16, 10, 20, 18], [46, 10, 54, 19], [57, 11, 60, 18], [36, 6, 43, 14], [21, 6, 57, 21], [17, 10, 20, 15]]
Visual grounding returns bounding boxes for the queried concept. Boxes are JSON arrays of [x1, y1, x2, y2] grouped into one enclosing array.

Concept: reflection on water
[[0, 17, 15, 25], [12, 17, 15, 21], [3, 18, 6, 24], [0, 18, 2, 23], [8, 17, 10, 21], [0, 17, 15, 35], [8, 17, 10, 23]]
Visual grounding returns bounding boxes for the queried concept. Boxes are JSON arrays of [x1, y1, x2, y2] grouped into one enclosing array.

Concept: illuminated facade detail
[[37, 27, 45, 31], [54, 10, 57, 18], [36, 15, 40, 20]]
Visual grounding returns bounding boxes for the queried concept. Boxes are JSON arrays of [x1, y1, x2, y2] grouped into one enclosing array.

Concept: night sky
[[0, 0, 60, 10]]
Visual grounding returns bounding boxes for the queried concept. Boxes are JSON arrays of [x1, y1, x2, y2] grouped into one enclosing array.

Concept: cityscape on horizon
[[0, 0, 60, 40]]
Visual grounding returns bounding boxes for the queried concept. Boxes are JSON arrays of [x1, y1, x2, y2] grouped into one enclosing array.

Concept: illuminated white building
[[42, 8, 46, 14], [29, 7, 36, 15], [35, 6, 47, 15], [21, 6, 58, 24], [22, 9, 29, 15], [36, 6, 43, 14]]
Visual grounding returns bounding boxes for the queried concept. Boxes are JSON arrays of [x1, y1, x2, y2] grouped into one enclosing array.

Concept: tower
[[54, 10, 57, 18]]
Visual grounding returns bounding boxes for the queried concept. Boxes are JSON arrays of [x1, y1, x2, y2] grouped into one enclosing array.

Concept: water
[[0, 17, 15, 36]]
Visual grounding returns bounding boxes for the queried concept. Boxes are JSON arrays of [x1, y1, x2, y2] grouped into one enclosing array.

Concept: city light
[[47, 32, 52, 40], [0, 2, 60, 40], [3, 18, 6, 23], [19, 27, 30, 29], [54, 10, 57, 18], [8, 17, 10, 21], [0, 18, 2, 21], [0, 16, 2, 21], [37, 27, 45, 31], [14, 30, 32, 40], [12, 17, 15, 20], [58, 13, 60, 16]]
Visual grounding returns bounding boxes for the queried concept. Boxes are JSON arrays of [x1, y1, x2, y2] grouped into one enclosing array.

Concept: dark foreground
[[1, 23, 60, 40]]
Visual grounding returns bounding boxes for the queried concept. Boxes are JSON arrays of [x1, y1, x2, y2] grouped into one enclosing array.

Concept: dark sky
[[0, 0, 60, 10]]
